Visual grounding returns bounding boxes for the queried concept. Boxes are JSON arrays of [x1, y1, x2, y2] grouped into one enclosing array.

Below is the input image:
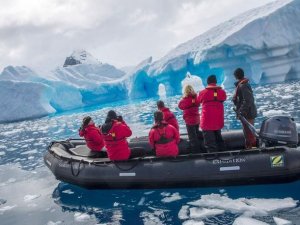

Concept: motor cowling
[[259, 116, 298, 146]]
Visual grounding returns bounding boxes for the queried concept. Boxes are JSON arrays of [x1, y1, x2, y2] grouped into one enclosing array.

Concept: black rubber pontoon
[[44, 127, 300, 189]]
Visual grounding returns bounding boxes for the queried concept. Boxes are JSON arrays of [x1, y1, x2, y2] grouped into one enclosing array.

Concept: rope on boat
[[70, 159, 85, 177]]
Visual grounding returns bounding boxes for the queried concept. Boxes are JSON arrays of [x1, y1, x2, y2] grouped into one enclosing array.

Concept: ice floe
[[273, 216, 292, 225], [161, 192, 182, 203], [233, 216, 268, 225]]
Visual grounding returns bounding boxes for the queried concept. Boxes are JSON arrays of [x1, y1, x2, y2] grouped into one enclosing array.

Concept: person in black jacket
[[232, 68, 257, 149]]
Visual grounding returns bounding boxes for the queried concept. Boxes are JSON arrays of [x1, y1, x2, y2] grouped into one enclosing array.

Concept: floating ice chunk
[[0, 151, 5, 156], [188, 194, 297, 216], [245, 198, 297, 212], [21, 150, 38, 155], [281, 95, 294, 100], [0, 205, 16, 214], [189, 207, 225, 219], [161, 192, 182, 203], [62, 189, 74, 194], [0, 145, 5, 149], [219, 189, 227, 194], [74, 212, 92, 222], [233, 216, 269, 225], [47, 221, 62, 225], [160, 192, 171, 197], [263, 110, 288, 117], [113, 202, 119, 207], [138, 197, 146, 206], [273, 217, 292, 225], [183, 220, 204, 225], [140, 211, 165, 225], [144, 191, 155, 195], [178, 205, 190, 220], [24, 194, 41, 202]]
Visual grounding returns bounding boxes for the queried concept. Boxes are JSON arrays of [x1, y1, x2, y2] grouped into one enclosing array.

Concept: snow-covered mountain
[[63, 50, 101, 67], [1, 0, 300, 123]]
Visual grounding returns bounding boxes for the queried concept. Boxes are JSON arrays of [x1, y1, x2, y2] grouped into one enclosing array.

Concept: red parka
[[102, 120, 132, 161], [160, 107, 179, 131], [198, 84, 227, 131], [178, 94, 200, 125], [79, 124, 104, 151], [149, 122, 180, 157]]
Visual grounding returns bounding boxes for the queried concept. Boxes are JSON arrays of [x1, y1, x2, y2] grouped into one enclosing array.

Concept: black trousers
[[186, 124, 204, 153], [203, 130, 225, 152]]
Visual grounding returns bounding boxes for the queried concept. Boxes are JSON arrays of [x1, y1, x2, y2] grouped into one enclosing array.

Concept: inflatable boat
[[44, 116, 300, 189]]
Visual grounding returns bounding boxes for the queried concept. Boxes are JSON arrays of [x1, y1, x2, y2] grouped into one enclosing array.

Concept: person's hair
[[82, 116, 92, 128], [105, 110, 117, 123], [154, 111, 164, 124], [234, 68, 244, 80], [183, 85, 196, 97], [207, 75, 217, 84], [157, 100, 165, 109]]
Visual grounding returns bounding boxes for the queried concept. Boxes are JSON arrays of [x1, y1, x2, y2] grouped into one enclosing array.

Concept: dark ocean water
[[0, 81, 300, 225]]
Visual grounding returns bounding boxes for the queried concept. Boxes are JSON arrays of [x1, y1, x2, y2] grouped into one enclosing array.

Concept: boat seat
[[69, 145, 107, 158]]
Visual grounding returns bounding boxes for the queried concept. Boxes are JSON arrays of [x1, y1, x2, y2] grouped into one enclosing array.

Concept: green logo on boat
[[271, 155, 284, 167]]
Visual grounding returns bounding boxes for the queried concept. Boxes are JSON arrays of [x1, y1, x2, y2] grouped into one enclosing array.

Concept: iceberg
[[1, 0, 300, 122], [0, 51, 127, 122]]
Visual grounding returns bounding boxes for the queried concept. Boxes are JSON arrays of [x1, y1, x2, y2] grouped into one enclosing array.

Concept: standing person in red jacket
[[198, 75, 227, 152], [157, 100, 179, 132], [79, 116, 107, 157], [149, 111, 180, 157], [101, 110, 144, 161], [178, 85, 202, 153]]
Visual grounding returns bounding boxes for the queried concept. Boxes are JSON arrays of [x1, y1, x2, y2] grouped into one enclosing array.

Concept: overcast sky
[[0, 0, 276, 72]]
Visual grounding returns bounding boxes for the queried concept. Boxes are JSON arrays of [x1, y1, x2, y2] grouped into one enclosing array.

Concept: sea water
[[0, 81, 300, 225]]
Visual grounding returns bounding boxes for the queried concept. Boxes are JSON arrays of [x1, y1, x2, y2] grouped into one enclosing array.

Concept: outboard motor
[[259, 116, 298, 147]]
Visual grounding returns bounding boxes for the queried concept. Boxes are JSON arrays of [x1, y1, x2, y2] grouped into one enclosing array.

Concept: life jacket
[[233, 78, 249, 102], [152, 123, 174, 146], [204, 85, 225, 103]]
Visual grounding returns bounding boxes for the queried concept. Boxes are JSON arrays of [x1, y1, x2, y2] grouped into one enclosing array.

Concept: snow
[[232, 216, 268, 225], [66, 49, 101, 66]]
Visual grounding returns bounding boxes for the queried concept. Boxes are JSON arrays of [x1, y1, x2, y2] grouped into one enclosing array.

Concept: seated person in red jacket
[[149, 111, 180, 157], [101, 110, 144, 161], [198, 75, 227, 152], [79, 116, 107, 157], [178, 84, 203, 153], [157, 100, 179, 132]]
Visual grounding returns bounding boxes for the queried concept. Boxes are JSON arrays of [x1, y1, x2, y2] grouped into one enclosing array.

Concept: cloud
[[0, 0, 276, 73]]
